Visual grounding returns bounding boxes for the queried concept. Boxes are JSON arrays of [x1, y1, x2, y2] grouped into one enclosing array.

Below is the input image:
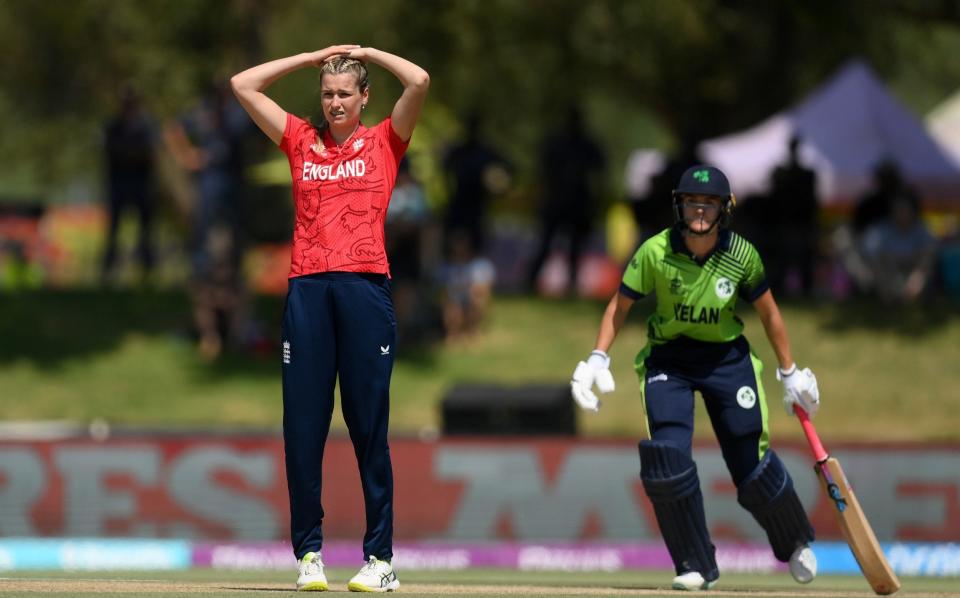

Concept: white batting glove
[[571, 350, 615, 412], [777, 364, 820, 418]]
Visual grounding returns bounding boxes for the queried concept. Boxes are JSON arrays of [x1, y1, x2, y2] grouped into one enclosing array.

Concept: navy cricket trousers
[[281, 272, 396, 561], [637, 335, 769, 486]]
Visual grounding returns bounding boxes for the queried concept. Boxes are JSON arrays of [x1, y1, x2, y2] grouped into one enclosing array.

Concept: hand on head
[[309, 45, 361, 67], [344, 47, 371, 61]]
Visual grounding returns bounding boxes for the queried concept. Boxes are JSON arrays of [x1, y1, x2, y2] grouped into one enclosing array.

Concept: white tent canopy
[[926, 89, 960, 168], [699, 60, 960, 207]]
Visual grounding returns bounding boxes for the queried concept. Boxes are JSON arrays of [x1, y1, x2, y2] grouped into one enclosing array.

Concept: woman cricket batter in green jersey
[[571, 165, 821, 591]]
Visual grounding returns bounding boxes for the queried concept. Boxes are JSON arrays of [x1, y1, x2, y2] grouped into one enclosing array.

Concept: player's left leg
[[699, 336, 816, 583], [333, 274, 400, 592]]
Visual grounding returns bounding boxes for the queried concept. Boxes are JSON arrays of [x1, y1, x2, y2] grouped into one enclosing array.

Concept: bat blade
[[816, 457, 901, 595]]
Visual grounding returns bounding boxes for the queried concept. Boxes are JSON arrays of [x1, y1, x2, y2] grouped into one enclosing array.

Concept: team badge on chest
[[715, 277, 735, 299]]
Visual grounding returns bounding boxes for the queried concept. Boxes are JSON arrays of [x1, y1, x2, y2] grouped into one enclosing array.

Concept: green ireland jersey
[[620, 227, 769, 345]]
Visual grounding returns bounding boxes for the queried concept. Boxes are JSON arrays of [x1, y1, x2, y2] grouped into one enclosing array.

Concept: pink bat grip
[[794, 405, 829, 463]]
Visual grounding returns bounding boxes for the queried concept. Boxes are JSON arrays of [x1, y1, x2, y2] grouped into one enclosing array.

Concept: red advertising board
[[1, 435, 957, 543]]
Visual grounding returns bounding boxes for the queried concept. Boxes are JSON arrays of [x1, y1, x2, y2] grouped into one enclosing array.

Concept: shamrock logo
[[715, 277, 735, 299], [693, 169, 710, 183]]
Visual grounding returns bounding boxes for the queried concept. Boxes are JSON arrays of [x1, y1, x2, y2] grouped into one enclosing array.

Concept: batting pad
[[639, 440, 719, 582], [736, 449, 815, 562]]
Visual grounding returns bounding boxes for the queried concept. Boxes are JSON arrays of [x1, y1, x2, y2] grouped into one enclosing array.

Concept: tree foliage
[[0, 0, 958, 200]]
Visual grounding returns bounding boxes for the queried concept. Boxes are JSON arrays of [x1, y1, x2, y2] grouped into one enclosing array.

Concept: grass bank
[[1, 289, 958, 442]]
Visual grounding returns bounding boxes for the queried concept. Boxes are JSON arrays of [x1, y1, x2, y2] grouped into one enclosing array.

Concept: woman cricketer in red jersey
[[231, 45, 428, 592]]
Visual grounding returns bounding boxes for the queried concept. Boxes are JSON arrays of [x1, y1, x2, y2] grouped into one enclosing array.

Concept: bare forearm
[[765, 321, 793, 369], [756, 298, 794, 369], [362, 48, 430, 91], [231, 53, 314, 93], [595, 294, 630, 353], [355, 47, 428, 140]]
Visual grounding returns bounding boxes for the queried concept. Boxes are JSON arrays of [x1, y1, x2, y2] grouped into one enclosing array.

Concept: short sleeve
[[279, 113, 309, 155], [375, 117, 409, 166], [738, 240, 770, 302], [620, 243, 655, 299]]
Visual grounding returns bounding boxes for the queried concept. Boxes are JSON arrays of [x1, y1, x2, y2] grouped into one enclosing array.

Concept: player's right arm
[[570, 291, 635, 412], [594, 292, 635, 353], [230, 46, 358, 145]]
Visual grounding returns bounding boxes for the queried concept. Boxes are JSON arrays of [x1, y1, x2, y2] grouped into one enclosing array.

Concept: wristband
[[588, 350, 610, 368], [777, 363, 797, 378]]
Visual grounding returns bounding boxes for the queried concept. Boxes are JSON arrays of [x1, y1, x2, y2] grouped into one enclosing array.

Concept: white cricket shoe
[[296, 551, 328, 591], [789, 544, 817, 584], [348, 556, 400, 592], [672, 571, 716, 591]]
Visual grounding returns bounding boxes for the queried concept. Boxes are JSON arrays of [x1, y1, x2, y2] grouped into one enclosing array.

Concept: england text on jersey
[[302, 159, 367, 182]]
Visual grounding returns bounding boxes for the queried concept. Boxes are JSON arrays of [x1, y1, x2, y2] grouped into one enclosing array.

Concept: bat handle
[[794, 404, 829, 463]]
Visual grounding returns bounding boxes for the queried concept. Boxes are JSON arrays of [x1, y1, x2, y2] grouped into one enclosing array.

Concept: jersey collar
[[669, 225, 733, 265], [320, 121, 368, 154]]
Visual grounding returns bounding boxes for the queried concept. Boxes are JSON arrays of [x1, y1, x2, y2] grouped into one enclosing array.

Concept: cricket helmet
[[672, 165, 737, 229]]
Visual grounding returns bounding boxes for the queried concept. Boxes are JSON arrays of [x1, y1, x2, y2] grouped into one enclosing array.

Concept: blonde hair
[[313, 57, 369, 133], [320, 57, 369, 91]]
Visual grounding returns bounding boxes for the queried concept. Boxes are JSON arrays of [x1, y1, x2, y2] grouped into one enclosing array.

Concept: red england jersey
[[280, 113, 408, 277]]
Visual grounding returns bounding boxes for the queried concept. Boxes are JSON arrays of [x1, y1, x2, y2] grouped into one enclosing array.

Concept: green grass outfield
[[2, 568, 958, 597], [1, 289, 959, 442]]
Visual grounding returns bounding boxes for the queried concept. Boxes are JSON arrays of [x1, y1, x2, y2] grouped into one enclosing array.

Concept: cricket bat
[[795, 406, 901, 595]]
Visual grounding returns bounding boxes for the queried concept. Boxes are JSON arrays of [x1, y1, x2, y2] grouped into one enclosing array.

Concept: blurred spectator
[[164, 81, 252, 278], [834, 159, 923, 296], [630, 141, 698, 244], [526, 107, 606, 294], [852, 159, 917, 235], [861, 194, 937, 305], [767, 135, 819, 296], [385, 156, 440, 344], [438, 230, 495, 344], [101, 86, 157, 285], [189, 222, 249, 360], [441, 113, 511, 254], [0, 203, 46, 291], [164, 81, 254, 358]]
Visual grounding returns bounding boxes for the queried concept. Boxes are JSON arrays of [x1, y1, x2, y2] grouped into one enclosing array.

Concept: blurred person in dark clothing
[[101, 86, 157, 284], [852, 159, 917, 235], [438, 229, 495, 344], [164, 80, 253, 279], [165, 81, 255, 358], [631, 142, 699, 245], [386, 156, 439, 344], [861, 193, 937, 305], [441, 113, 510, 254], [526, 106, 606, 294], [767, 135, 819, 296], [836, 159, 922, 295], [189, 222, 249, 360]]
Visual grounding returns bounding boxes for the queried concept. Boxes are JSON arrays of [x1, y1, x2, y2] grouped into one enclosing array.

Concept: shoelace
[[359, 556, 378, 574], [303, 555, 323, 574]]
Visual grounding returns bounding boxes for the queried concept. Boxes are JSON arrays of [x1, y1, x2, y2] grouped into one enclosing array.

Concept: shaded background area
[[2, 0, 960, 442]]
